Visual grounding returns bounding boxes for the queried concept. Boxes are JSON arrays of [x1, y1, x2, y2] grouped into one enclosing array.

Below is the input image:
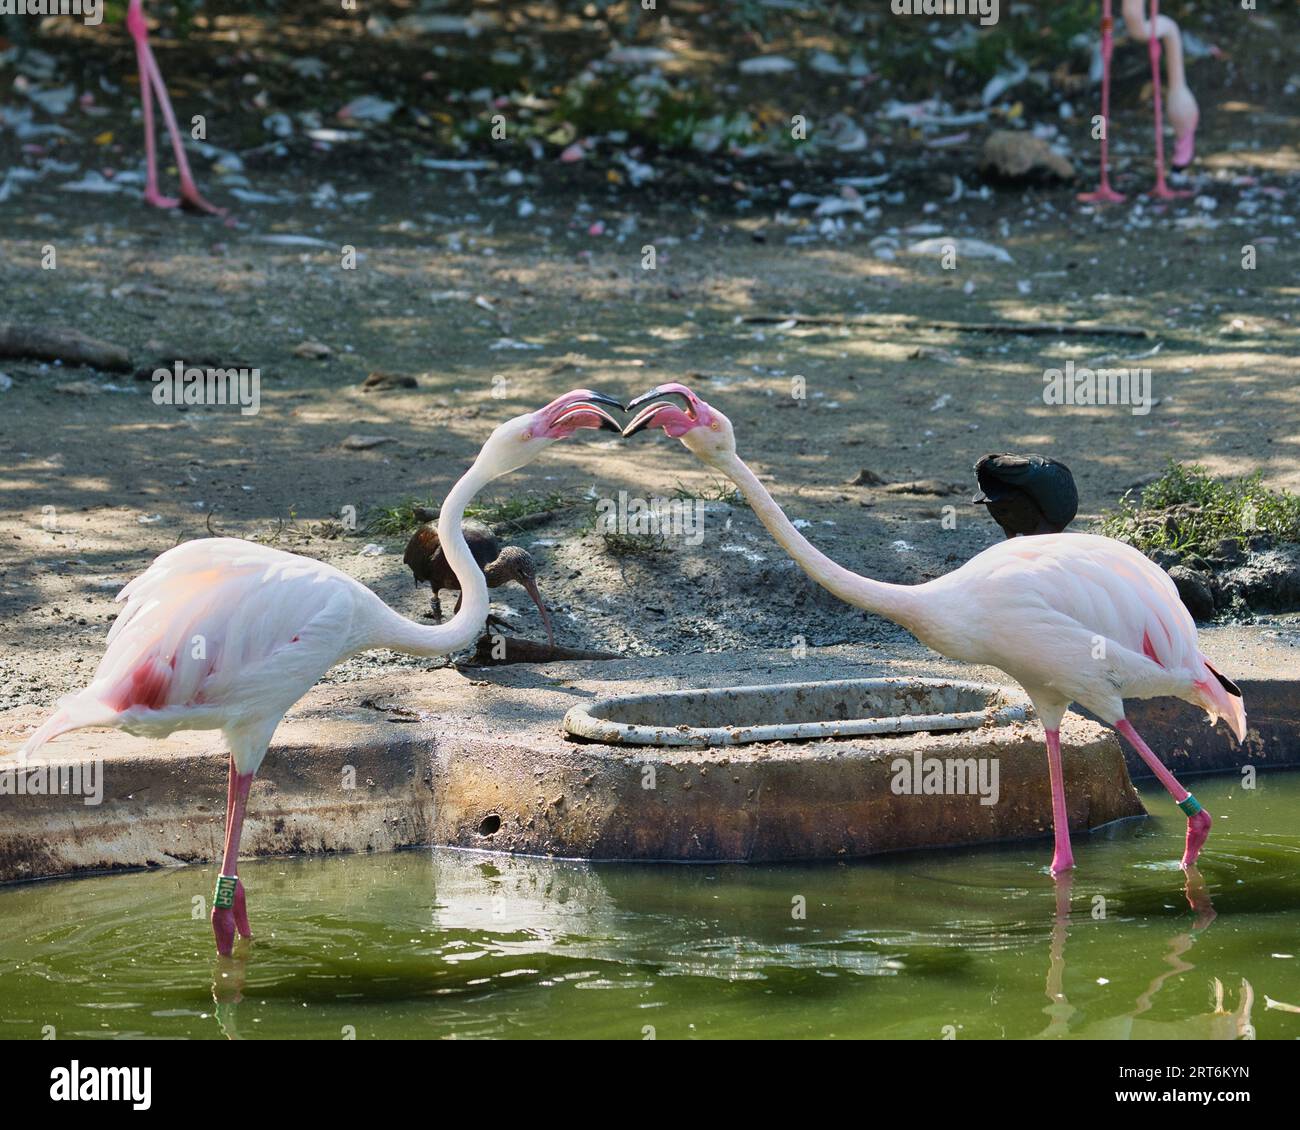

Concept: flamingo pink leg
[[125, 0, 224, 215], [1115, 719, 1211, 868], [1044, 728, 1075, 875], [1145, 0, 1191, 200], [212, 755, 254, 955], [1078, 0, 1126, 204]]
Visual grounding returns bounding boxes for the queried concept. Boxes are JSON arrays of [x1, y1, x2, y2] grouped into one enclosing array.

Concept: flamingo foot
[[179, 181, 227, 217], [1148, 183, 1192, 200], [1078, 185, 1127, 204], [143, 188, 182, 210], [1181, 808, 1212, 870], [1050, 850, 1075, 876]]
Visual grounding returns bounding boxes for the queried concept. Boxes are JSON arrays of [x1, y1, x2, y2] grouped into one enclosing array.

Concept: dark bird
[[403, 511, 555, 645], [973, 453, 1078, 538]]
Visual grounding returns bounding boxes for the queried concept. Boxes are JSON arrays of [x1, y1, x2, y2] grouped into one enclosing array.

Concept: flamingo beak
[[621, 387, 697, 437], [545, 390, 625, 435]]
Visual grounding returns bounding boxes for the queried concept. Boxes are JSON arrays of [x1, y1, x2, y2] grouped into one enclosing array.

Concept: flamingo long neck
[[367, 459, 495, 657], [716, 452, 925, 635], [1122, 0, 1187, 89]]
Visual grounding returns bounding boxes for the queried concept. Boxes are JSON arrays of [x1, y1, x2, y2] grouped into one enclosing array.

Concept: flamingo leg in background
[[1123, 0, 1196, 199], [126, 0, 225, 215], [1145, 0, 1180, 198], [212, 754, 255, 956], [1078, 0, 1126, 204], [1115, 719, 1211, 869]]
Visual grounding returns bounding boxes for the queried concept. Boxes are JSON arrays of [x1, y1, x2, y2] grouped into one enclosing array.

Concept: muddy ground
[[1, 9, 1298, 711]]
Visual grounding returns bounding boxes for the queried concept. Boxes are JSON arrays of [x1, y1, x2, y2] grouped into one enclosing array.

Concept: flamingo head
[[622, 383, 736, 468], [482, 389, 623, 474]]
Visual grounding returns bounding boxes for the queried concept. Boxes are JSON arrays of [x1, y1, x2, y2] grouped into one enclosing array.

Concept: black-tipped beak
[[584, 391, 626, 412], [622, 387, 695, 438], [625, 385, 667, 413], [554, 391, 624, 434], [621, 405, 664, 438], [625, 386, 694, 414], [576, 391, 626, 432]]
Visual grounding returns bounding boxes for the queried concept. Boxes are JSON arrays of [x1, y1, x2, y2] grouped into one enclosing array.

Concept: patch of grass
[[246, 506, 348, 545], [671, 478, 748, 506], [600, 530, 671, 559], [1097, 462, 1300, 558], [367, 491, 577, 537]]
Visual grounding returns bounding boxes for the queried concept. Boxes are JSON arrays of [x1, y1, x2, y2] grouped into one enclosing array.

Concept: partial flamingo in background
[[14, 390, 622, 955], [1079, 0, 1199, 203], [125, 0, 224, 214], [624, 384, 1246, 876]]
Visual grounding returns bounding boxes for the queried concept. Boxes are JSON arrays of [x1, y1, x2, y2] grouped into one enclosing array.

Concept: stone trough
[[436, 676, 1139, 861], [562, 677, 1029, 747], [8, 624, 1288, 880]]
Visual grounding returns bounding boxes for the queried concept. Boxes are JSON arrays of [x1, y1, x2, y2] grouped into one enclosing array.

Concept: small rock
[[54, 380, 100, 396], [293, 340, 333, 360], [1207, 537, 1246, 567], [980, 130, 1075, 182], [845, 468, 888, 487], [909, 346, 958, 364], [342, 434, 392, 450], [1167, 565, 1216, 620], [361, 371, 417, 392]]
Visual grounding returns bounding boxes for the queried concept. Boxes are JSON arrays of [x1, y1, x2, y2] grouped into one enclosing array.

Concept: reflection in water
[[0, 775, 1296, 1039], [1037, 868, 1254, 1040], [211, 956, 249, 1041]]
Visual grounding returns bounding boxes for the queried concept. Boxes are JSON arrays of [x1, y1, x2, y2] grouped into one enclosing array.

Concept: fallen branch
[[470, 635, 619, 666], [0, 323, 132, 370], [740, 314, 1152, 338]]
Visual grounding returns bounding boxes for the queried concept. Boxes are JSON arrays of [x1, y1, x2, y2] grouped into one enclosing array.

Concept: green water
[[1, 774, 1297, 1040]]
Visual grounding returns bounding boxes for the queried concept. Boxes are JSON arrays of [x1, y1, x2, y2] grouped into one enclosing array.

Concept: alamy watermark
[[0, 0, 101, 26], [1043, 361, 1152, 417], [891, 0, 999, 27], [0, 753, 103, 806], [594, 490, 705, 546], [152, 361, 261, 416], [891, 753, 999, 806]]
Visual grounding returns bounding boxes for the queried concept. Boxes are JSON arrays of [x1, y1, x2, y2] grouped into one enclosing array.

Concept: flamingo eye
[[710, 421, 720, 431], [520, 430, 532, 440]]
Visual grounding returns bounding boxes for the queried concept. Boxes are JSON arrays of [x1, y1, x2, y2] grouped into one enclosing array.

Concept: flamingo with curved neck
[[624, 383, 1245, 877], [1080, 0, 1199, 203], [14, 389, 622, 954]]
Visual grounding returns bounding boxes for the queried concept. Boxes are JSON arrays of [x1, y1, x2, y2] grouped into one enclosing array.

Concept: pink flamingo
[[1079, 0, 1199, 203], [623, 384, 1246, 876], [125, 0, 224, 214], [14, 391, 622, 954]]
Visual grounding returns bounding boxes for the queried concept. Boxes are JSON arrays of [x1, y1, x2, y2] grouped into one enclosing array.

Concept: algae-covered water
[[1, 774, 1297, 1040]]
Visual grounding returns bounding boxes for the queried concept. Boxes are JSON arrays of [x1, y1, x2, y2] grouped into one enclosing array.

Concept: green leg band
[[1178, 794, 1203, 817], [213, 875, 238, 910]]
